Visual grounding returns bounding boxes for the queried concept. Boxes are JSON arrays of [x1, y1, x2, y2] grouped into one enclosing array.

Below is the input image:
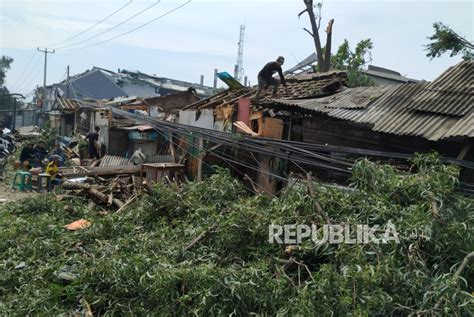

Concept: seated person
[[49, 143, 65, 166], [19, 143, 34, 169], [32, 143, 48, 166], [45, 156, 62, 186]]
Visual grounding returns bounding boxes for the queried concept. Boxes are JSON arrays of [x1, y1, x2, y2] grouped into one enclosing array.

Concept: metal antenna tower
[[234, 24, 245, 83]]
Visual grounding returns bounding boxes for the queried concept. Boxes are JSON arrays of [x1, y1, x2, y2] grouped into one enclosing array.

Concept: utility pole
[[37, 47, 55, 106], [66, 65, 70, 99], [7, 93, 25, 131], [213, 69, 218, 91]]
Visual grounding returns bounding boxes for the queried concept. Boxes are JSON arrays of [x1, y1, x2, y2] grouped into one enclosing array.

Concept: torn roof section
[[182, 70, 348, 110]]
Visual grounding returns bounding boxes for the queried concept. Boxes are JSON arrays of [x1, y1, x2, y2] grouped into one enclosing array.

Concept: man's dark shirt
[[258, 62, 287, 87], [86, 132, 99, 150], [19, 147, 33, 162]]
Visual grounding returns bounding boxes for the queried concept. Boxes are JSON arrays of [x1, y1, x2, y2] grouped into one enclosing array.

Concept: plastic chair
[[37, 173, 52, 192], [11, 171, 33, 192]]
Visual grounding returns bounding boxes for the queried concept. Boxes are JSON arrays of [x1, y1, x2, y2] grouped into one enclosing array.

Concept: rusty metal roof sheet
[[407, 60, 473, 116], [56, 98, 85, 110]]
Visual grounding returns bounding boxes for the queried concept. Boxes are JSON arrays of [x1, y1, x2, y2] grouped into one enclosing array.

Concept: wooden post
[[197, 138, 203, 182], [257, 147, 276, 195], [287, 112, 293, 140], [169, 132, 176, 163]]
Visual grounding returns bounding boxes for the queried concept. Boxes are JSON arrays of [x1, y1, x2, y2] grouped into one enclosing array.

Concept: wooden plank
[[197, 138, 203, 182], [61, 165, 141, 177]]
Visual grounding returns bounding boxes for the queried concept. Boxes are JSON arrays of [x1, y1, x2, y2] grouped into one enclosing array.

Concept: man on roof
[[254, 56, 289, 102]]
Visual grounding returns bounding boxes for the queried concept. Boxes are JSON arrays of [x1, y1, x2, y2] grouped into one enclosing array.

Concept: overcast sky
[[1, 0, 472, 96]]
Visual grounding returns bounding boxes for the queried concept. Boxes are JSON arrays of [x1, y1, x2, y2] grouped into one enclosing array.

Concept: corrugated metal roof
[[269, 83, 473, 141], [371, 106, 459, 141], [443, 110, 474, 139], [99, 155, 133, 167], [56, 98, 84, 110], [323, 85, 393, 109], [407, 60, 473, 116]]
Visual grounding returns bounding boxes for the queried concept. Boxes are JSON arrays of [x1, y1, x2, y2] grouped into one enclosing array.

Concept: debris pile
[[0, 154, 472, 315], [61, 175, 142, 209]]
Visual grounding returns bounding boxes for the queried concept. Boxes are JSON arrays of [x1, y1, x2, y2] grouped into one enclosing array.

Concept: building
[[285, 52, 419, 85]]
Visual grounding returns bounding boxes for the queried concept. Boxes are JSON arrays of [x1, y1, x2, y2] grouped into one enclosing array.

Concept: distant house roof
[[284, 52, 419, 83], [96, 68, 215, 97], [57, 68, 127, 100], [361, 65, 419, 84]]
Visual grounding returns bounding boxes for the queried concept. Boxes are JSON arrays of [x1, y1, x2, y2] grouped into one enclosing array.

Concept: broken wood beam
[[60, 165, 141, 177], [61, 182, 91, 190]]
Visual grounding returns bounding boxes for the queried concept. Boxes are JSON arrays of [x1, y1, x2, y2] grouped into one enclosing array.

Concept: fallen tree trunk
[[61, 182, 91, 190], [88, 187, 124, 208]]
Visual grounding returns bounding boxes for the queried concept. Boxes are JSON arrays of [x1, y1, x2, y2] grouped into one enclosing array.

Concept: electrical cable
[[47, 0, 133, 47], [9, 51, 38, 91], [113, 109, 352, 173], [69, 0, 192, 50], [151, 126, 266, 196], [55, 0, 161, 50], [14, 58, 43, 94]]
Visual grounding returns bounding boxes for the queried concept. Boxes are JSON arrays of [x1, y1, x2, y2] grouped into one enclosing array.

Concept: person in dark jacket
[[32, 142, 48, 166], [19, 143, 34, 168], [254, 56, 289, 102], [85, 127, 100, 159]]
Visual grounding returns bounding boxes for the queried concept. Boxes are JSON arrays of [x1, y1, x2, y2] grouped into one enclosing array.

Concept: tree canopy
[[0, 56, 14, 111], [425, 22, 473, 60], [332, 39, 374, 87]]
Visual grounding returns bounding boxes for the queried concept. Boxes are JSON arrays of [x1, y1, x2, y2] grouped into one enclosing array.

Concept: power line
[[46, 0, 134, 47], [66, 0, 191, 50], [55, 0, 162, 50], [151, 125, 272, 196], [9, 51, 38, 91], [14, 57, 43, 93]]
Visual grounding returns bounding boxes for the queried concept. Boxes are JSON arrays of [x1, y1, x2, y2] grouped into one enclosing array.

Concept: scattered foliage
[[0, 155, 473, 315]]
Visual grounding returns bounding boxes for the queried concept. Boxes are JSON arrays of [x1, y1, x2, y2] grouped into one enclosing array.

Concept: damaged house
[[36, 67, 213, 134]]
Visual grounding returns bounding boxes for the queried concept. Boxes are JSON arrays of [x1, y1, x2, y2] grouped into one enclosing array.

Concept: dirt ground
[[0, 159, 39, 204], [0, 180, 38, 203]]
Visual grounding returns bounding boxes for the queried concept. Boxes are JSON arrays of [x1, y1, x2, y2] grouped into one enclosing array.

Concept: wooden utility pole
[[66, 65, 70, 99], [37, 47, 55, 106]]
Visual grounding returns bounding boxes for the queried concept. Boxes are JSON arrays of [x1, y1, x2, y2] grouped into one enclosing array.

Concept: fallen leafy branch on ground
[[0, 155, 473, 315]]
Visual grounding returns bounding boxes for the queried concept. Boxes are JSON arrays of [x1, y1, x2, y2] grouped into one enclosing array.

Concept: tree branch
[[298, 8, 308, 18], [303, 27, 314, 37]]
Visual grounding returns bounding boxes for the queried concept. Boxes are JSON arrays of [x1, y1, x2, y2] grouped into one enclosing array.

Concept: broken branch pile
[[0, 154, 473, 315], [61, 175, 141, 209]]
